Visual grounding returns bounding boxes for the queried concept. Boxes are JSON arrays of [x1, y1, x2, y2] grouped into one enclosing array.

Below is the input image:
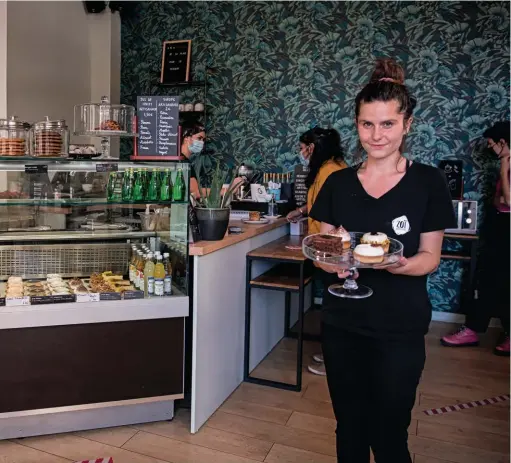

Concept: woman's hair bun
[[369, 58, 405, 85]]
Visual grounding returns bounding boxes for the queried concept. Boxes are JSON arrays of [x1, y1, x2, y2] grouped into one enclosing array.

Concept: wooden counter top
[[189, 217, 289, 256]]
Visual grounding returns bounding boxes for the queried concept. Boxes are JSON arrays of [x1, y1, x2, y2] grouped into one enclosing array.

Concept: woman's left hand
[[375, 256, 408, 274]]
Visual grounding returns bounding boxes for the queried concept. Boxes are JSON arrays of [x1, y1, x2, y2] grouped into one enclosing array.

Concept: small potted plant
[[194, 163, 244, 241]]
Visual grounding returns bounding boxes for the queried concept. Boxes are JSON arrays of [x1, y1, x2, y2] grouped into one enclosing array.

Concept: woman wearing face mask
[[309, 58, 455, 462], [441, 121, 510, 355], [181, 124, 205, 199], [286, 127, 346, 231], [286, 127, 346, 376]]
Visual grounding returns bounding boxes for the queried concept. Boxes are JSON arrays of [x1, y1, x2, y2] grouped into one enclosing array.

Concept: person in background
[[441, 121, 510, 355], [287, 127, 347, 376], [181, 124, 206, 199], [310, 58, 455, 462]]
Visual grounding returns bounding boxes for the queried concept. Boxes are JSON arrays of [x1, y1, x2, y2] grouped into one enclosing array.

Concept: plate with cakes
[[242, 211, 269, 225], [302, 228, 404, 299]]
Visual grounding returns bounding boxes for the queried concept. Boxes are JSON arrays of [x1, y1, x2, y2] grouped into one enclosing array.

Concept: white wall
[[6, 1, 91, 127], [0, 1, 7, 119], [5, 1, 120, 143]]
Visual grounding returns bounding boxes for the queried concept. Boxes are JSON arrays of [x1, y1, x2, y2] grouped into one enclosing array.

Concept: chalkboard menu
[[136, 96, 180, 159], [439, 160, 463, 200], [293, 165, 308, 207], [160, 40, 192, 83]]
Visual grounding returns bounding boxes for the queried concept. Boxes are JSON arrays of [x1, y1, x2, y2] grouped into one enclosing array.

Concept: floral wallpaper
[[121, 1, 510, 313]]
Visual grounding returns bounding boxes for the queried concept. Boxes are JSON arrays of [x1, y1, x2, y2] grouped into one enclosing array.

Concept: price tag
[[96, 163, 118, 173], [6, 296, 30, 307], [25, 164, 48, 174], [76, 293, 100, 303]]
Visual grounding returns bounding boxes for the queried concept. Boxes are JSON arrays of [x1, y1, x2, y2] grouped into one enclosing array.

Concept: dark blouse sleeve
[[422, 168, 457, 232], [309, 174, 336, 226], [190, 165, 197, 180]]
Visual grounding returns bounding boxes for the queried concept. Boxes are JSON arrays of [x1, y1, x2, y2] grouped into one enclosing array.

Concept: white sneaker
[[307, 363, 327, 376], [312, 353, 324, 363]]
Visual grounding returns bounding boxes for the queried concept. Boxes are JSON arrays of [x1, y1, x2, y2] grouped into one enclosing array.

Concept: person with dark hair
[[181, 124, 205, 198], [287, 127, 346, 232], [309, 58, 456, 462], [441, 121, 510, 355], [286, 127, 347, 376]]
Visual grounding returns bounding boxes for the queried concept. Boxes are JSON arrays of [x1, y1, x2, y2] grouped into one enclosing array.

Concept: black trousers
[[321, 323, 425, 463], [466, 210, 510, 334]]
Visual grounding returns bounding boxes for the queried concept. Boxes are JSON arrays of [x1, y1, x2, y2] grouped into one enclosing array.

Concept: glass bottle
[[143, 252, 155, 297], [133, 169, 144, 201], [173, 168, 185, 201], [159, 168, 172, 201], [154, 255, 165, 297], [122, 168, 133, 202], [107, 172, 116, 201], [135, 251, 145, 290], [146, 169, 160, 201], [163, 252, 172, 296]]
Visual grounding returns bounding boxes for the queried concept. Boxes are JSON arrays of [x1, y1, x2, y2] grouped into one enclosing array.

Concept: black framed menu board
[[132, 96, 181, 160], [160, 40, 192, 84], [293, 165, 308, 207]]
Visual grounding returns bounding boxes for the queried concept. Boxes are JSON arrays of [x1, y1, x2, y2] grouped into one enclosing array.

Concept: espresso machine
[[229, 163, 294, 219]]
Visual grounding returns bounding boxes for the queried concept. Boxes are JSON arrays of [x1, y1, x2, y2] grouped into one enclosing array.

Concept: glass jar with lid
[[74, 96, 136, 136], [32, 116, 69, 157], [0, 116, 31, 156]]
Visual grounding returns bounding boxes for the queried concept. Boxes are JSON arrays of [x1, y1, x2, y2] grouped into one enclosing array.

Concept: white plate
[[264, 215, 281, 220], [242, 218, 270, 225]]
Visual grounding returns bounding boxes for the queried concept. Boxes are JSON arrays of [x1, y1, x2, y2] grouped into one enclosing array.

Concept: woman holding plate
[[309, 58, 456, 462]]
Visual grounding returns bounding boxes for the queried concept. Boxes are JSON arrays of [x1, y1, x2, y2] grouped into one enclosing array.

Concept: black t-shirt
[[309, 162, 456, 340]]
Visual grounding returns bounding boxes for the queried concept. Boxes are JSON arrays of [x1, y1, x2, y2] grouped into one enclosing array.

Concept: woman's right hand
[[286, 209, 303, 223], [316, 262, 358, 279]]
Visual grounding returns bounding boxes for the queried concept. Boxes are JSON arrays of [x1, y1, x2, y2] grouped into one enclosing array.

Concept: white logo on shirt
[[392, 215, 411, 235]]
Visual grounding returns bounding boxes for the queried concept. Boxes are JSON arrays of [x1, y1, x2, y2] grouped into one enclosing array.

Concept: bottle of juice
[[154, 255, 165, 297], [144, 252, 155, 297], [129, 245, 137, 283], [163, 252, 172, 295], [137, 251, 146, 290]]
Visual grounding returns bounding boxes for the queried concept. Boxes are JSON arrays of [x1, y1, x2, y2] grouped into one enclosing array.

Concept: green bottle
[[107, 172, 116, 201], [111, 173, 122, 201], [133, 169, 144, 201], [159, 168, 172, 201], [172, 168, 185, 201], [146, 169, 160, 201], [122, 168, 133, 202], [142, 168, 149, 198]]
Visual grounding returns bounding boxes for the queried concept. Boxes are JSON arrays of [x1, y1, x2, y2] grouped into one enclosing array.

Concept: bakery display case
[[0, 159, 190, 303], [0, 158, 190, 439]]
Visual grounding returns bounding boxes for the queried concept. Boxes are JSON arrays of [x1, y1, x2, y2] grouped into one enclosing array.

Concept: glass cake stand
[[302, 232, 404, 299]]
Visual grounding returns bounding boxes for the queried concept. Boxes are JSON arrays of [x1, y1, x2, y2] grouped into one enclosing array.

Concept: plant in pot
[[194, 163, 244, 241]]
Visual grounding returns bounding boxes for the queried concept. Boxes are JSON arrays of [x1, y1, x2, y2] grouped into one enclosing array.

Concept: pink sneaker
[[494, 335, 510, 356], [441, 325, 479, 347]]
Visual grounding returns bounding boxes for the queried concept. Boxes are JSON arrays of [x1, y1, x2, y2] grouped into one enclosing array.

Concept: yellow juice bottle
[[154, 255, 165, 297]]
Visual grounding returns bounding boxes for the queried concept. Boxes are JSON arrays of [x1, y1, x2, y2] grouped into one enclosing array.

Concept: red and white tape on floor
[[422, 394, 510, 416], [74, 458, 113, 463]]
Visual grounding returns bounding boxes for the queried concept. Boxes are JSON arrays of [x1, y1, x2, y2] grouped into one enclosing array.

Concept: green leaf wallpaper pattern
[[121, 1, 510, 313]]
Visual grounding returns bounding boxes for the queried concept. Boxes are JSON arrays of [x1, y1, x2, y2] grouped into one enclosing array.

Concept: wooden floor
[[2, 322, 509, 463]]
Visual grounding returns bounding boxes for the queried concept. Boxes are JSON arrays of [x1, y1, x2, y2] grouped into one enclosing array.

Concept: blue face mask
[[189, 140, 204, 154], [299, 152, 309, 167]]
